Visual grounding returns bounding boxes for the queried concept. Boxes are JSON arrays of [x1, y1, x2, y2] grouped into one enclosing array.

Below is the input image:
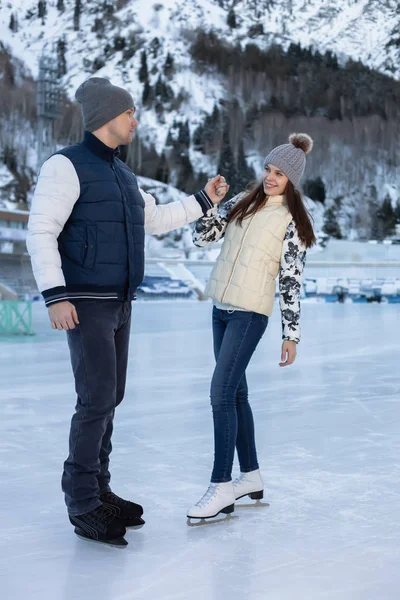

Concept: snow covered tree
[[9, 13, 18, 32], [57, 38, 67, 77], [38, 1, 47, 20], [74, 0, 81, 31], [114, 36, 126, 51], [323, 202, 342, 239], [395, 200, 400, 223], [150, 37, 161, 58], [227, 9, 237, 28], [177, 154, 195, 193], [178, 120, 190, 152], [217, 118, 238, 194], [376, 195, 396, 239], [163, 53, 174, 79], [142, 80, 152, 105], [139, 51, 149, 83], [303, 177, 326, 203], [235, 140, 256, 191], [155, 152, 169, 184], [57, 0, 65, 11]]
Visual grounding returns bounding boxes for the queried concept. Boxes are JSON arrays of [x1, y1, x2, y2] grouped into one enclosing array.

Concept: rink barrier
[[0, 301, 34, 335], [144, 259, 400, 300]]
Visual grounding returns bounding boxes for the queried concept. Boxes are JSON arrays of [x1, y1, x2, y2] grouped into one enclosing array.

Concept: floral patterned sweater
[[192, 195, 307, 343]]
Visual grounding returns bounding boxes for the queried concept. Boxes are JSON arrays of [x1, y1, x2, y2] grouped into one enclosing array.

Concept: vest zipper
[[220, 212, 257, 303]]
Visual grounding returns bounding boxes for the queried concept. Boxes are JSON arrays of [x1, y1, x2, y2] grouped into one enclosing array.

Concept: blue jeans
[[62, 300, 131, 516], [210, 307, 268, 483]]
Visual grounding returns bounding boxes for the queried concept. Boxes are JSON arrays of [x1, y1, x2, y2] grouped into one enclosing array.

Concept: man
[[27, 77, 229, 546]]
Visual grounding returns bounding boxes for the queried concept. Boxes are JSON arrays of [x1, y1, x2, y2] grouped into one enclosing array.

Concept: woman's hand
[[205, 175, 230, 204], [279, 340, 297, 367]]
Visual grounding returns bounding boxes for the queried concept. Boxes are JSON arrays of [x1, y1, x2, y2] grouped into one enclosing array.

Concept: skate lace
[[90, 504, 116, 526], [196, 484, 218, 508], [102, 491, 129, 507], [233, 473, 246, 486]]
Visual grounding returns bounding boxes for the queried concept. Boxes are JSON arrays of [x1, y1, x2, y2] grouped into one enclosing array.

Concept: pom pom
[[288, 133, 313, 154]]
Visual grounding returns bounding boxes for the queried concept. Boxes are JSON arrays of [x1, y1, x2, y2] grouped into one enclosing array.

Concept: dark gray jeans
[[62, 300, 131, 516]]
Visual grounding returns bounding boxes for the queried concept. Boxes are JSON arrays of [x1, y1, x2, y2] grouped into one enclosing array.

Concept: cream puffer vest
[[205, 195, 293, 316]]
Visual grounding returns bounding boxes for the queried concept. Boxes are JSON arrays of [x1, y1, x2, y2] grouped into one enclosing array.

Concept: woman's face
[[263, 163, 289, 196]]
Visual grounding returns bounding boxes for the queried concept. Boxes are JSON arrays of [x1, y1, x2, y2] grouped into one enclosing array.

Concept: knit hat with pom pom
[[263, 133, 313, 188]]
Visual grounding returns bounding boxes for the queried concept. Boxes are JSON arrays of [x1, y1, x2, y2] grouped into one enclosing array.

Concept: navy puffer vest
[[56, 131, 145, 301]]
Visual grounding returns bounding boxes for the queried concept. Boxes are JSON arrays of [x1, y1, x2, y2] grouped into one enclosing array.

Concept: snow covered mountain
[[0, 0, 399, 242], [2, 0, 399, 83]]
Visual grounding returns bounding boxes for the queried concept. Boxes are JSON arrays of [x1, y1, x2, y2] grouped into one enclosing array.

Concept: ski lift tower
[[36, 54, 62, 171]]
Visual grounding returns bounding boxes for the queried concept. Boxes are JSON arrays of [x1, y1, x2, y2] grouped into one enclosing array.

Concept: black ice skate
[[100, 491, 145, 528], [69, 504, 128, 547]]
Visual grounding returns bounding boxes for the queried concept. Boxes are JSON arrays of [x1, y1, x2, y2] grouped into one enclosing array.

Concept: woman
[[187, 133, 316, 520]]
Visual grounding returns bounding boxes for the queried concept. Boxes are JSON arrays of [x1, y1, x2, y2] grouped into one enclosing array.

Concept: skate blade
[[74, 528, 128, 547], [186, 513, 238, 527], [187, 502, 235, 521], [235, 500, 270, 508], [125, 517, 145, 529]]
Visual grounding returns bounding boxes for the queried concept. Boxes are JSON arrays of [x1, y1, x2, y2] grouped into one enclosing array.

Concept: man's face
[[108, 107, 138, 145]]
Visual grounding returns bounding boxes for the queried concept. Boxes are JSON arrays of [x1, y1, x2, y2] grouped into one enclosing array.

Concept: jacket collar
[[82, 131, 120, 162], [267, 194, 286, 205]]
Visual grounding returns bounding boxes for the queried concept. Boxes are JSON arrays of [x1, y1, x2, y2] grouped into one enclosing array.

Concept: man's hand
[[279, 340, 297, 367], [48, 301, 79, 331], [205, 175, 230, 205]]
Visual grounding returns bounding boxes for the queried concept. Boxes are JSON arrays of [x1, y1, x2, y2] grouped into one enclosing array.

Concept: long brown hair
[[227, 181, 316, 249]]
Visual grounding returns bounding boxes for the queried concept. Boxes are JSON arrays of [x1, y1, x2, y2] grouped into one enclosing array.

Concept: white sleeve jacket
[[27, 154, 213, 297]]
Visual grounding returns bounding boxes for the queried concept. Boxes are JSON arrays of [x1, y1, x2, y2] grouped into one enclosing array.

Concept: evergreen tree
[[178, 121, 190, 151], [193, 122, 205, 151], [57, 37, 67, 78], [142, 80, 152, 105], [368, 186, 381, 240], [9, 13, 18, 32], [114, 36, 126, 51], [227, 8, 237, 28], [38, 1, 47, 19], [163, 52, 174, 78], [217, 118, 237, 194], [235, 140, 256, 191], [322, 204, 342, 239], [395, 200, 400, 223], [324, 50, 339, 70], [74, 0, 81, 31], [303, 177, 326, 203], [154, 75, 173, 105], [177, 154, 195, 193], [377, 195, 396, 239], [57, 0, 65, 11], [155, 152, 169, 184], [103, 1, 114, 17], [139, 51, 149, 83], [150, 37, 161, 58]]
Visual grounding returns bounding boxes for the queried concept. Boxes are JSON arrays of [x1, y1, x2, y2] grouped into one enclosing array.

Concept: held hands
[[279, 340, 297, 367], [48, 301, 79, 331], [204, 175, 230, 205]]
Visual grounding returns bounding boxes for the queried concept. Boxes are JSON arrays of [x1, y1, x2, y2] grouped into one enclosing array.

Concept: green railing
[[0, 301, 34, 335]]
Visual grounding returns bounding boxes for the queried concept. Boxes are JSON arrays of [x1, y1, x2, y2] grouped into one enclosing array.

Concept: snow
[[0, 300, 400, 599]]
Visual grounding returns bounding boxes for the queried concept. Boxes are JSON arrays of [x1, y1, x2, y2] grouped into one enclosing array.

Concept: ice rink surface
[[0, 299, 399, 600]]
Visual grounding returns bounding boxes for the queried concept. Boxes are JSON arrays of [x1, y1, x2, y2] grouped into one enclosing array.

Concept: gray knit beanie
[[75, 77, 134, 132], [263, 133, 313, 188]]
